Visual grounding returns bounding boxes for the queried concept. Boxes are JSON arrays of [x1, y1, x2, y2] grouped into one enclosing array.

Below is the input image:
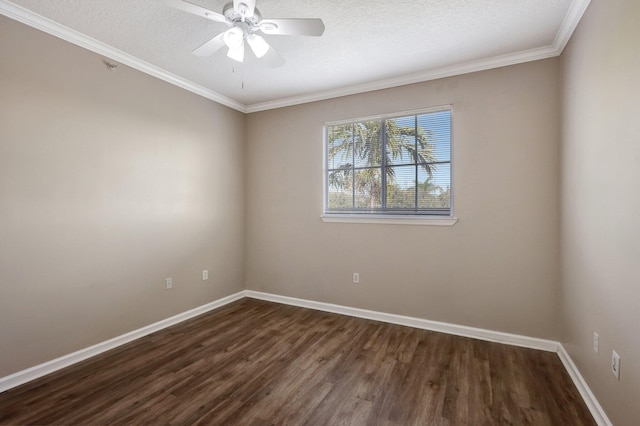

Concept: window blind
[[325, 107, 452, 216]]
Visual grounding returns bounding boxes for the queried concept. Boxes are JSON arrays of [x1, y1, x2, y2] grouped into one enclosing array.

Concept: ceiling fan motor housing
[[223, 2, 261, 27]]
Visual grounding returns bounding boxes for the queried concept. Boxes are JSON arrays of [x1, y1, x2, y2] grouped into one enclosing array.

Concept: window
[[324, 106, 452, 218]]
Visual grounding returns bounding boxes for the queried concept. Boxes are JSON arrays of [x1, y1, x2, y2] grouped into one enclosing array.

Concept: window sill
[[320, 215, 458, 226]]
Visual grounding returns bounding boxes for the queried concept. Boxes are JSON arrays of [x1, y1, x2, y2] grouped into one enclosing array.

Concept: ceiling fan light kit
[[223, 26, 244, 49], [165, 0, 325, 66], [246, 34, 269, 58], [226, 41, 245, 62]]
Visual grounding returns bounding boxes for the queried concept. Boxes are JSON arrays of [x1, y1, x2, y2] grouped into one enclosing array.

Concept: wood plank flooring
[[0, 298, 595, 425]]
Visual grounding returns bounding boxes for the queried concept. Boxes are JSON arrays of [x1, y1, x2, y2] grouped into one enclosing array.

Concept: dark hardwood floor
[[0, 298, 595, 425]]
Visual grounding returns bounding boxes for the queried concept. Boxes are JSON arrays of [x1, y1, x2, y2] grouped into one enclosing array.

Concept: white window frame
[[321, 105, 457, 226]]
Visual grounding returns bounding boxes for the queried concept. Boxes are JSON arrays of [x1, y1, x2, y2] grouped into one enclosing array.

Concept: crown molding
[[2, 0, 590, 114], [246, 0, 591, 112], [0, 0, 248, 113], [245, 45, 559, 113], [552, 0, 592, 52]]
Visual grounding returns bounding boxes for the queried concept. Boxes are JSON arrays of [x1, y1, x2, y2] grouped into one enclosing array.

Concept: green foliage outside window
[[326, 109, 451, 215]]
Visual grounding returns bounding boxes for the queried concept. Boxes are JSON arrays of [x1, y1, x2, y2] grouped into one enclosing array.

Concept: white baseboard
[[557, 345, 612, 426], [245, 290, 610, 426], [245, 290, 559, 352], [0, 289, 610, 426], [0, 291, 245, 393]]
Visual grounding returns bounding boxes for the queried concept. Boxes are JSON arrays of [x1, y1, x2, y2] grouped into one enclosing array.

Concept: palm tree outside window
[[325, 106, 452, 216]]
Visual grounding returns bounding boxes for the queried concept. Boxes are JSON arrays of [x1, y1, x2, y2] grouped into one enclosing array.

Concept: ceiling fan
[[164, 0, 325, 67]]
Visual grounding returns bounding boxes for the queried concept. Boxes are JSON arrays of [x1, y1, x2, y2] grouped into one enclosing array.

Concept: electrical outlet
[[203, 269, 209, 280], [353, 273, 360, 284], [165, 277, 173, 290], [593, 332, 599, 354], [611, 351, 620, 380]]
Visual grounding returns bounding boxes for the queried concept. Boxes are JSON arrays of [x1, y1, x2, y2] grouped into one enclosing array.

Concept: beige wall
[[560, 0, 640, 424], [245, 59, 561, 340], [0, 17, 246, 376]]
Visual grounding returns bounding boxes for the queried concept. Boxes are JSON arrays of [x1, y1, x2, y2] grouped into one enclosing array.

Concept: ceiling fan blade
[[192, 32, 226, 56], [259, 18, 325, 36], [233, 0, 256, 18], [262, 46, 285, 68], [162, 0, 226, 22]]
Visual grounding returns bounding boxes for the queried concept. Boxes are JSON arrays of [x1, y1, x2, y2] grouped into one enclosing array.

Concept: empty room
[[0, 0, 637, 424]]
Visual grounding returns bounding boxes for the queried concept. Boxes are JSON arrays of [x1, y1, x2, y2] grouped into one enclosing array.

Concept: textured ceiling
[[1, 0, 589, 111]]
